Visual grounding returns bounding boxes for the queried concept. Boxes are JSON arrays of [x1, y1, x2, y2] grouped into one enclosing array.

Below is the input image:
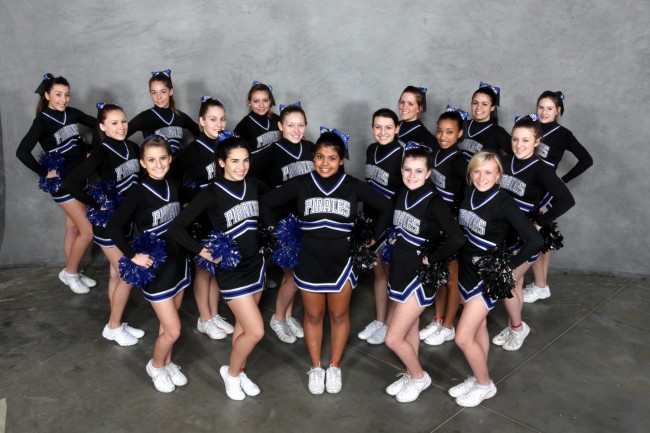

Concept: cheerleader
[[127, 69, 200, 154], [450, 151, 542, 407], [357, 108, 404, 345], [383, 144, 464, 403], [494, 116, 575, 351], [251, 104, 315, 344], [170, 96, 235, 340], [167, 137, 268, 400], [63, 104, 143, 346], [397, 86, 437, 149], [16, 74, 97, 294], [260, 131, 392, 395], [458, 82, 511, 161], [419, 110, 469, 346], [233, 81, 281, 151], [525, 91, 593, 302], [106, 135, 190, 393]]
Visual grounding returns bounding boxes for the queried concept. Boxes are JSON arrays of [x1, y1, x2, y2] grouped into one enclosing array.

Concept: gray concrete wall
[[1, 0, 648, 276]]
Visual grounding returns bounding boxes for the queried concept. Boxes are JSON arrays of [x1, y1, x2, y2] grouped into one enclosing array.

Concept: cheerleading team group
[[16, 71, 592, 407]]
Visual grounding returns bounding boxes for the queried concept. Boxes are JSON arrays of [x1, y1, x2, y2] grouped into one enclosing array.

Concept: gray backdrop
[[1, 0, 648, 276]]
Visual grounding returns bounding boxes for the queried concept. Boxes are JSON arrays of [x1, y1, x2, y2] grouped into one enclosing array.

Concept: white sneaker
[[146, 360, 175, 393], [211, 314, 234, 334], [448, 376, 477, 398], [325, 365, 342, 394], [358, 320, 384, 340], [455, 381, 497, 407], [239, 372, 260, 396], [367, 324, 388, 345], [396, 372, 431, 403], [165, 362, 188, 386], [220, 365, 245, 400], [79, 270, 97, 287], [492, 327, 512, 346], [386, 373, 409, 396], [424, 326, 455, 346], [523, 283, 551, 303], [270, 316, 297, 344], [123, 323, 145, 339], [197, 318, 227, 340], [419, 320, 441, 340], [59, 270, 90, 294], [307, 367, 325, 395], [102, 323, 138, 346], [286, 317, 304, 338], [503, 322, 530, 351]]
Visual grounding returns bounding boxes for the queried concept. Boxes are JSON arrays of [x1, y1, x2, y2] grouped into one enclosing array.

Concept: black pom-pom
[[272, 214, 302, 269], [472, 246, 515, 299], [379, 226, 398, 264], [415, 232, 450, 291], [539, 222, 564, 253], [258, 225, 277, 255], [350, 213, 376, 271]]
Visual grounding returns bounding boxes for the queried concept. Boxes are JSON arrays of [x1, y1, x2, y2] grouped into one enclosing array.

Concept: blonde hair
[[467, 151, 503, 184]]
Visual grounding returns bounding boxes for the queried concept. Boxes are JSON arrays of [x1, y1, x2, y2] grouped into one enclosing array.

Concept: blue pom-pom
[[86, 208, 114, 228], [86, 180, 123, 228], [38, 152, 65, 194], [380, 226, 398, 264], [194, 230, 241, 276], [38, 176, 64, 194], [118, 232, 167, 288], [183, 181, 203, 194], [272, 214, 302, 269]]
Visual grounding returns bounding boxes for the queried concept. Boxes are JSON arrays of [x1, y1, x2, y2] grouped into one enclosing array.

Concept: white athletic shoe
[[146, 360, 175, 393], [220, 366, 245, 400], [448, 376, 477, 398], [211, 314, 234, 334], [386, 373, 409, 396], [59, 270, 90, 294], [307, 367, 325, 395], [239, 372, 261, 396], [358, 320, 384, 340], [523, 283, 551, 303], [492, 327, 513, 346], [79, 271, 97, 287], [423, 326, 455, 346], [419, 320, 441, 340], [455, 381, 497, 407], [197, 318, 227, 340], [270, 316, 297, 344], [325, 365, 342, 394], [367, 324, 388, 345], [503, 322, 530, 351], [396, 372, 431, 403], [102, 323, 138, 347], [123, 323, 145, 339], [165, 362, 188, 386], [286, 317, 304, 338]]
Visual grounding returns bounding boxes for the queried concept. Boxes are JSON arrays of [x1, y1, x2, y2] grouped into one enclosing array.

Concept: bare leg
[[150, 297, 182, 368], [275, 268, 298, 321], [59, 199, 93, 274], [385, 296, 426, 378], [372, 255, 389, 323], [532, 252, 552, 288], [442, 260, 460, 330], [503, 262, 531, 328], [107, 280, 134, 329], [193, 266, 213, 323], [455, 297, 491, 385], [101, 246, 126, 302], [227, 292, 264, 376], [326, 282, 353, 363], [208, 276, 220, 318], [301, 290, 326, 367]]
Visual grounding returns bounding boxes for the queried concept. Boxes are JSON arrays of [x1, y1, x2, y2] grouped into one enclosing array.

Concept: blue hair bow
[[279, 101, 301, 112], [151, 69, 172, 78], [404, 141, 433, 153], [419, 87, 428, 94], [445, 105, 469, 120], [96, 102, 106, 110], [34, 73, 55, 95], [514, 114, 540, 123], [556, 91, 565, 100], [252, 80, 273, 92], [217, 130, 234, 142], [479, 81, 501, 95], [320, 126, 350, 150]]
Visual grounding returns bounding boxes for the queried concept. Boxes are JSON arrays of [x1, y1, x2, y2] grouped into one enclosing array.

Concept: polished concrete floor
[[0, 265, 648, 433]]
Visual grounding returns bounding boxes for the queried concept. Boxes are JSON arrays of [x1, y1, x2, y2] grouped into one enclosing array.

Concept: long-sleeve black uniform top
[[63, 137, 140, 209], [397, 119, 437, 150], [233, 112, 282, 151], [430, 144, 469, 215], [538, 122, 593, 183], [128, 107, 200, 154], [169, 132, 218, 187], [458, 184, 543, 269], [106, 176, 183, 259], [16, 107, 96, 177], [500, 155, 575, 225], [459, 119, 512, 160], [250, 138, 316, 187]]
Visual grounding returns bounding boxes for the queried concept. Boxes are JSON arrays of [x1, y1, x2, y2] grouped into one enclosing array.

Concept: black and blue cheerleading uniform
[[500, 154, 575, 262], [16, 107, 96, 203], [430, 144, 469, 215], [168, 178, 269, 300], [250, 137, 316, 187], [170, 132, 218, 191], [233, 111, 282, 151], [261, 171, 393, 293], [457, 185, 543, 310], [128, 107, 200, 154], [387, 184, 465, 307], [364, 138, 405, 252], [397, 119, 437, 150], [458, 120, 511, 161], [107, 176, 190, 302], [63, 137, 140, 247]]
